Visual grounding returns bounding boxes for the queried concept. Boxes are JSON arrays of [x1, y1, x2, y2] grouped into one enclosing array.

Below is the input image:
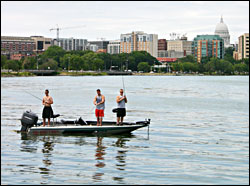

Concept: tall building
[[233, 33, 249, 60], [167, 37, 192, 56], [53, 38, 88, 51], [1, 36, 35, 56], [166, 36, 192, 58], [158, 39, 167, 57], [120, 31, 158, 58], [87, 41, 109, 53], [158, 39, 167, 50], [31, 36, 52, 53], [192, 35, 224, 63], [107, 40, 120, 54], [215, 16, 231, 48]]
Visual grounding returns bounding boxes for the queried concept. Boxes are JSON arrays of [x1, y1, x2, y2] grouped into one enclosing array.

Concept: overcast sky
[[1, 1, 249, 43]]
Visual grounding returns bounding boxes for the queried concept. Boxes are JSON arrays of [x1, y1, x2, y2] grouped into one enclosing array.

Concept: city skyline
[[1, 1, 249, 43]]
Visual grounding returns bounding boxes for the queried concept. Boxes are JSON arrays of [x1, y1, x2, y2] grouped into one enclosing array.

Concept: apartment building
[[158, 39, 167, 57], [192, 35, 224, 63], [167, 37, 192, 56], [107, 40, 120, 54], [1, 36, 35, 56], [53, 38, 88, 51], [120, 31, 158, 58], [233, 33, 249, 60], [87, 41, 109, 52]]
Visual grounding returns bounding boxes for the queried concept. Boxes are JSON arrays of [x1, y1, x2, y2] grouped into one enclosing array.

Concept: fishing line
[[24, 90, 43, 101]]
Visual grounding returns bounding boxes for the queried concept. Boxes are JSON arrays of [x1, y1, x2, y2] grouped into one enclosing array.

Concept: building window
[[37, 41, 44, 50]]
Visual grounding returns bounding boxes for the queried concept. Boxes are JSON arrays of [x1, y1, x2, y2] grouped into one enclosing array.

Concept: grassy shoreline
[[1, 71, 249, 77]]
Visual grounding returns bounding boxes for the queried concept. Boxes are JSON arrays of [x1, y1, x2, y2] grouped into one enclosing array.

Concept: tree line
[[1, 46, 158, 72], [1, 46, 249, 74], [170, 47, 249, 75]]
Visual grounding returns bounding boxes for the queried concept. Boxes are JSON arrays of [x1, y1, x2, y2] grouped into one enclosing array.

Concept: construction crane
[[49, 24, 86, 46]]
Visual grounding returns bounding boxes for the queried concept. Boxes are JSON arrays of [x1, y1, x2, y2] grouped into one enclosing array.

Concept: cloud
[[1, 1, 249, 42]]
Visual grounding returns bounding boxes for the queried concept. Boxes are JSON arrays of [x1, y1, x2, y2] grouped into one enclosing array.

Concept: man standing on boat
[[116, 89, 127, 125], [93, 89, 105, 126], [42, 89, 54, 127]]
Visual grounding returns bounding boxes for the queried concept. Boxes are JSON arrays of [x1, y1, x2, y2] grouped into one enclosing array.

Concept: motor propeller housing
[[20, 110, 38, 132]]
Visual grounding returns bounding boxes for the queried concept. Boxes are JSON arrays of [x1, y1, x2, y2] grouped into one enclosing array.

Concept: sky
[[1, 1, 249, 43]]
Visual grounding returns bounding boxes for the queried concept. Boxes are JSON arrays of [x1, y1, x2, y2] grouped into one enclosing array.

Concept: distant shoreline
[[1, 71, 249, 77]]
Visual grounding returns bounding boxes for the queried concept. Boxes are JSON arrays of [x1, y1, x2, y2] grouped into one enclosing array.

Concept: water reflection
[[113, 138, 128, 184], [19, 133, 136, 184], [115, 139, 127, 171], [39, 136, 54, 183], [20, 136, 38, 153], [92, 137, 106, 182]]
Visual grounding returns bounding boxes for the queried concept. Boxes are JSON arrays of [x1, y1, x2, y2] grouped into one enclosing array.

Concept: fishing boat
[[20, 110, 150, 136]]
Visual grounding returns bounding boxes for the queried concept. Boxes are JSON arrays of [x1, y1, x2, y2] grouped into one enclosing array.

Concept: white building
[[107, 40, 120, 54], [214, 16, 231, 48], [53, 38, 88, 51], [167, 37, 192, 57]]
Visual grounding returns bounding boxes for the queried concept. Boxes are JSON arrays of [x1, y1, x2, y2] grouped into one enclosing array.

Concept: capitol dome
[[214, 16, 230, 47]]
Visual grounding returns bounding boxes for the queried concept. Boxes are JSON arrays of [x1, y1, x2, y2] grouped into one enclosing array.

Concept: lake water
[[1, 75, 249, 185]]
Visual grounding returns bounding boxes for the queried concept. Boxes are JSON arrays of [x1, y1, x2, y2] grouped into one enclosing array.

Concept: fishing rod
[[122, 75, 126, 96], [24, 90, 43, 101], [24, 90, 63, 118]]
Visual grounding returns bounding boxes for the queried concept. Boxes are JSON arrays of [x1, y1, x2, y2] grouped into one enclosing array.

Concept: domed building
[[215, 16, 231, 48]]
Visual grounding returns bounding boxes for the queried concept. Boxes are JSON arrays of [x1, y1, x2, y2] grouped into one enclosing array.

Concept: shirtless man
[[93, 89, 105, 126], [42, 89, 54, 127]]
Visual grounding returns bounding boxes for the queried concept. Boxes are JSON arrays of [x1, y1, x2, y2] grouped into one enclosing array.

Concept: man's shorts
[[95, 109, 104, 118], [42, 106, 54, 119], [117, 108, 126, 117]]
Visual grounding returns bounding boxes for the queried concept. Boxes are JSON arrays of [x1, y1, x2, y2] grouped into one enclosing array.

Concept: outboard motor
[[20, 110, 38, 132]]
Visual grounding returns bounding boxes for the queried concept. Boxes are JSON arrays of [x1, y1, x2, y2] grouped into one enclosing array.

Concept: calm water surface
[[1, 76, 249, 185]]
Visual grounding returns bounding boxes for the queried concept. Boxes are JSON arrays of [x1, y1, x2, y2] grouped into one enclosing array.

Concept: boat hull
[[27, 120, 150, 136], [29, 125, 147, 135]]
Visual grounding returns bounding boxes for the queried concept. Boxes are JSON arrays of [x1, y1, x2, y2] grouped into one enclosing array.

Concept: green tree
[[93, 58, 104, 71], [40, 59, 58, 70], [225, 47, 234, 56], [1, 55, 7, 69], [220, 60, 233, 74], [4, 60, 20, 71], [81, 52, 98, 70], [69, 55, 83, 70], [22, 57, 37, 69], [242, 58, 249, 66], [43, 46, 66, 67], [128, 56, 136, 71], [171, 63, 183, 72], [204, 61, 216, 74], [178, 55, 196, 63], [97, 52, 111, 71], [130, 51, 156, 67], [201, 56, 212, 64], [60, 54, 72, 70], [234, 63, 247, 74], [110, 54, 120, 71], [182, 62, 199, 72], [137, 62, 150, 72], [224, 47, 236, 64], [198, 63, 205, 73]]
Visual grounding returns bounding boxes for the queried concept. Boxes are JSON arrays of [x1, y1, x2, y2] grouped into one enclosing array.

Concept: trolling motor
[[20, 110, 38, 132]]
